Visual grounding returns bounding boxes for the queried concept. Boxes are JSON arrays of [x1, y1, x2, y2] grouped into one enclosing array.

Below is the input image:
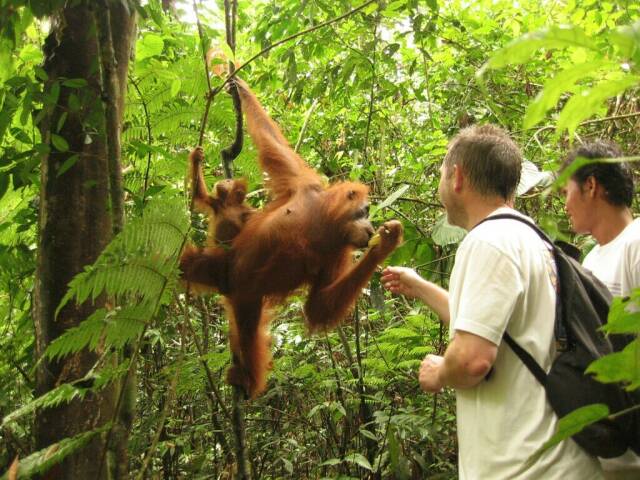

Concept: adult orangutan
[[180, 79, 403, 397]]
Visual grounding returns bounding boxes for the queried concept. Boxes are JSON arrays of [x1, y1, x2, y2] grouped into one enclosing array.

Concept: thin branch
[[387, 205, 429, 238], [520, 111, 640, 136], [129, 76, 154, 205], [94, 0, 124, 234], [211, 0, 378, 96], [193, 0, 214, 146], [294, 99, 319, 152], [363, 18, 378, 168]]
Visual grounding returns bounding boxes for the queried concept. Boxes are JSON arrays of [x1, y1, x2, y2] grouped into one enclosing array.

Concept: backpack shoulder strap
[[475, 212, 553, 245], [475, 212, 552, 387], [503, 333, 547, 385]]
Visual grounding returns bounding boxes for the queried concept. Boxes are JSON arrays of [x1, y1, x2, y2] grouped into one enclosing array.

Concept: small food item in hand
[[368, 233, 381, 247]]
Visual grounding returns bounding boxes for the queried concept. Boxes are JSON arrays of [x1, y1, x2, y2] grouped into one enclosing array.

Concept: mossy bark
[[34, 3, 135, 478]]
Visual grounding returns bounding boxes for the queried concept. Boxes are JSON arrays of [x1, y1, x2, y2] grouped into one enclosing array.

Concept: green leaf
[[552, 155, 640, 192], [61, 78, 88, 88], [359, 428, 377, 441], [586, 340, 640, 390], [430, 214, 466, 246], [608, 20, 640, 63], [363, 3, 378, 15], [372, 184, 410, 215], [480, 26, 596, 73], [344, 453, 373, 471], [51, 133, 69, 152], [604, 299, 640, 335], [170, 78, 181, 97], [0, 424, 111, 479], [525, 404, 609, 468], [557, 74, 640, 137], [56, 154, 78, 177], [56, 111, 68, 133], [137, 33, 164, 60], [522, 61, 609, 129]]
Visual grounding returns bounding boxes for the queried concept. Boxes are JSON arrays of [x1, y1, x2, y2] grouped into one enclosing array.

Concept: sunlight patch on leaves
[[480, 25, 596, 73]]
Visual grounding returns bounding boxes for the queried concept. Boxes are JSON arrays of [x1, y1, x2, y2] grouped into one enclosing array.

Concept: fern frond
[[0, 423, 112, 480], [46, 310, 107, 361], [56, 197, 189, 317], [2, 383, 85, 427], [153, 103, 202, 133]]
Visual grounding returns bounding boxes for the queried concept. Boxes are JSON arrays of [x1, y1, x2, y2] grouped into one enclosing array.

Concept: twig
[[129, 76, 153, 206], [208, 0, 378, 98], [387, 205, 429, 238], [294, 99, 319, 153]]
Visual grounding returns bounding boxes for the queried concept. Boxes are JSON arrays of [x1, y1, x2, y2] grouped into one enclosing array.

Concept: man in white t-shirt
[[561, 140, 640, 480], [382, 125, 602, 479]]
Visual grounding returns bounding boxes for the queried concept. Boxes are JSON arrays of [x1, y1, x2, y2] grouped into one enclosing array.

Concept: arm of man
[[419, 331, 497, 392], [382, 266, 450, 324]]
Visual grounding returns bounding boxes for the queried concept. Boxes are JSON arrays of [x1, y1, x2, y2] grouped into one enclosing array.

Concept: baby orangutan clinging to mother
[[180, 79, 403, 398]]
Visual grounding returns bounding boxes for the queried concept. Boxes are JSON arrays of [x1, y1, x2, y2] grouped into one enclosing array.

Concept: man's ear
[[453, 164, 464, 192], [585, 176, 598, 199]]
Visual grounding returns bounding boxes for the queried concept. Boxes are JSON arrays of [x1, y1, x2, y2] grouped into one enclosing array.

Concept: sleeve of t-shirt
[[623, 239, 640, 295], [452, 237, 525, 346]]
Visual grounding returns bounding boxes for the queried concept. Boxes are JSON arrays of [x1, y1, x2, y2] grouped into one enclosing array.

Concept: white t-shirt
[[449, 208, 602, 480], [583, 217, 640, 473], [583, 218, 640, 297]]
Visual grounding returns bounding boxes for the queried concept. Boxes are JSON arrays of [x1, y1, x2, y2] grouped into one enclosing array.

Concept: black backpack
[[478, 213, 640, 458]]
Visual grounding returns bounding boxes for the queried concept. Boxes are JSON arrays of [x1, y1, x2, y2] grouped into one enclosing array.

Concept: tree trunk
[[33, 2, 135, 479]]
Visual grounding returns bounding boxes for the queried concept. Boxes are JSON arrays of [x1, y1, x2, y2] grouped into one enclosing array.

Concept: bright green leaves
[[481, 25, 597, 72], [137, 33, 165, 61], [480, 19, 640, 138], [522, 60, 610, 130], [609, 20, 640, 64], [556, 73, 640, 137], [587, 341, 640, 391], [587, 294, 640, 390], [55, 197, 189, 318], [603, 295, 640, 336]]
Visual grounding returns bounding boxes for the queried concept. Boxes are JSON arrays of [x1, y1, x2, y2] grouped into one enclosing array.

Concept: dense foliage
[[0, 0, 638, 478]]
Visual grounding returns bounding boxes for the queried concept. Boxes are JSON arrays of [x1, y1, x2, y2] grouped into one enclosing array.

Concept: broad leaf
[[525, 404, 609, 468], [586, 340, 640, 390], [522, 61, 610, 129], [431, 214, 466, 246], [557, 74, 640, 137], [481, 26, 596, 73]]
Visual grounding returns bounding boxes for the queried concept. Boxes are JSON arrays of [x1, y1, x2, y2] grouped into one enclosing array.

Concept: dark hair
[[444, 124, 522, 200], [562, 140, 634, 207]]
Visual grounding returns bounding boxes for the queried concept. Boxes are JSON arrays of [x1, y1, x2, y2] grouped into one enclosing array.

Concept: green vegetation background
[[0, 0, 638, 478]]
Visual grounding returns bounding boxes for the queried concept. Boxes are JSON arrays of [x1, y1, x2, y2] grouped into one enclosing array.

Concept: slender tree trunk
[[33, 3, 135, 479]]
